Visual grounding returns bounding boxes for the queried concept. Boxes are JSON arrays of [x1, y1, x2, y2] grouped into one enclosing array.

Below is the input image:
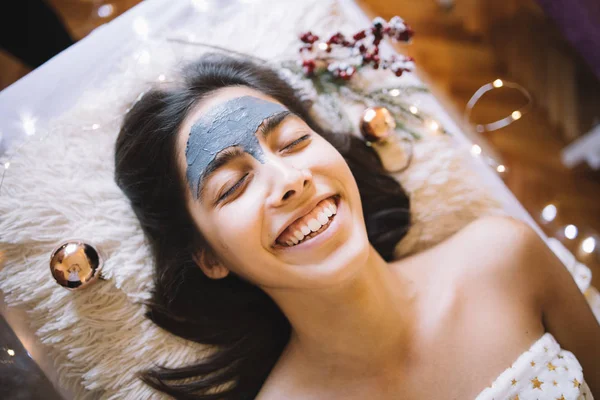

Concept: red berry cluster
[[328, 63, 356, 81], [299, 16, 415, 80], [302, 59, 317, 76]]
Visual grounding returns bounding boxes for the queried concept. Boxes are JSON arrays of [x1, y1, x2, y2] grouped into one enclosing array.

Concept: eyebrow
[[197, 110, 294, 201], [257, 110, 292, 139]]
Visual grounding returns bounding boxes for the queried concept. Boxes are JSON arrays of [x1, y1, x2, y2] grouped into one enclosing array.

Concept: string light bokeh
[[464, 78, 599, 264]]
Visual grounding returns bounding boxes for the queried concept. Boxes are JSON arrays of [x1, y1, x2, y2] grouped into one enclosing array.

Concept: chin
[[290, 228, 371, 288]]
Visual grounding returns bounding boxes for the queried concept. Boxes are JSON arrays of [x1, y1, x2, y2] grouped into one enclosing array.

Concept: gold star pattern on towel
[[556, 395, 566, 400], [564, 366, 569, 371], [511, 379, 517, 386], [573, 378, 581, 388], [547, 362, 557, 371], [544, 346, 548, 352], [557, 354, 564, 359], [531, 377, 543, 390], [553, 380, 558, 386], [513, 395, 519, 400], [530, 361, 536, 367]]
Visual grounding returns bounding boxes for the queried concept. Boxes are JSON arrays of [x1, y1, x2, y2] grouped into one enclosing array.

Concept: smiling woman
[[114, 51, 600, 400], [114, 52, 411, 399]]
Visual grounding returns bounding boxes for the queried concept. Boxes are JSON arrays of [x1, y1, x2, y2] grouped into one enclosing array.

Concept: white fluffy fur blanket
[[0, 0, 594, 398]]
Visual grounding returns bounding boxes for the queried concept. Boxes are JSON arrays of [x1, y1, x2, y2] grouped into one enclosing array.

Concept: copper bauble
[[359, 106, 396, 142], [49, 240, 103, 290]]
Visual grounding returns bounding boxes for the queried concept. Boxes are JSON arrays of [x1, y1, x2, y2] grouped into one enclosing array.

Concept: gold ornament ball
[[49, 240, 103, 290], [359, 106, 396, 142]]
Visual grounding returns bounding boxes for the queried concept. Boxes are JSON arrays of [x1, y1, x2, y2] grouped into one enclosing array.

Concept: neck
[[269, 246, 417, 377]]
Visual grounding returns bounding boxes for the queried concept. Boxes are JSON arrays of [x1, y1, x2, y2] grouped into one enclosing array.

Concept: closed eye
[[217, 173, 249, 203], [281, 134, 311, 152], [216, 134, 312, 204]]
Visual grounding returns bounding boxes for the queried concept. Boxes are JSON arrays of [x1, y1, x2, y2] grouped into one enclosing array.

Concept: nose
[[266, 156, 313, 207]]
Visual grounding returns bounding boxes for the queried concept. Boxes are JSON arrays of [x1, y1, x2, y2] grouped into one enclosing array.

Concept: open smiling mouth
[[274, 195, 340, 249]]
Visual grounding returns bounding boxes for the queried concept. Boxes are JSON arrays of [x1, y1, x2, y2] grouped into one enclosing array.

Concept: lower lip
[[274, 196, 342, 252]]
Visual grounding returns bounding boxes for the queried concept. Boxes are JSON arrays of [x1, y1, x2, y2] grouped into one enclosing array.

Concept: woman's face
[[176, 86, 370, 291]]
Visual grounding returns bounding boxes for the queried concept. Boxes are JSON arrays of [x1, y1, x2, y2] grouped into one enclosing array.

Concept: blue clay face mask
[[185, 95, 288, 200]]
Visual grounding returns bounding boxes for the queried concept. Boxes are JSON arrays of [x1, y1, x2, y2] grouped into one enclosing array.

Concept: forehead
[[178, 86, 283, 151]]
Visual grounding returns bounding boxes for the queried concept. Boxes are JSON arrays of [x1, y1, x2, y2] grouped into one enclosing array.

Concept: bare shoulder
[[437, 215, 548, 308], [395, 215, 545, 293], [454, 214, 542, 253], [462, 220, 600, 393], [449, 215, 545, 274]]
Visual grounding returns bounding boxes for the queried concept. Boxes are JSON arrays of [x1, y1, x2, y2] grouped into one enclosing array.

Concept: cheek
[[215, 211, 259, 251], [309, 136, 341, 165], [190, 204, 261, 265], [212, 208, 277, 284], [209, 198, 267, 270], [316, 139, 354, 183]]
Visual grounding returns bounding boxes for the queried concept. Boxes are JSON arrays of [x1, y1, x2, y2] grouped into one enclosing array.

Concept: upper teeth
[[279, 198, 338, 247]]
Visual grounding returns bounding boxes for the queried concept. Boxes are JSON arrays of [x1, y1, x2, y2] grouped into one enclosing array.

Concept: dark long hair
[[114, 53, 411, 399]]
